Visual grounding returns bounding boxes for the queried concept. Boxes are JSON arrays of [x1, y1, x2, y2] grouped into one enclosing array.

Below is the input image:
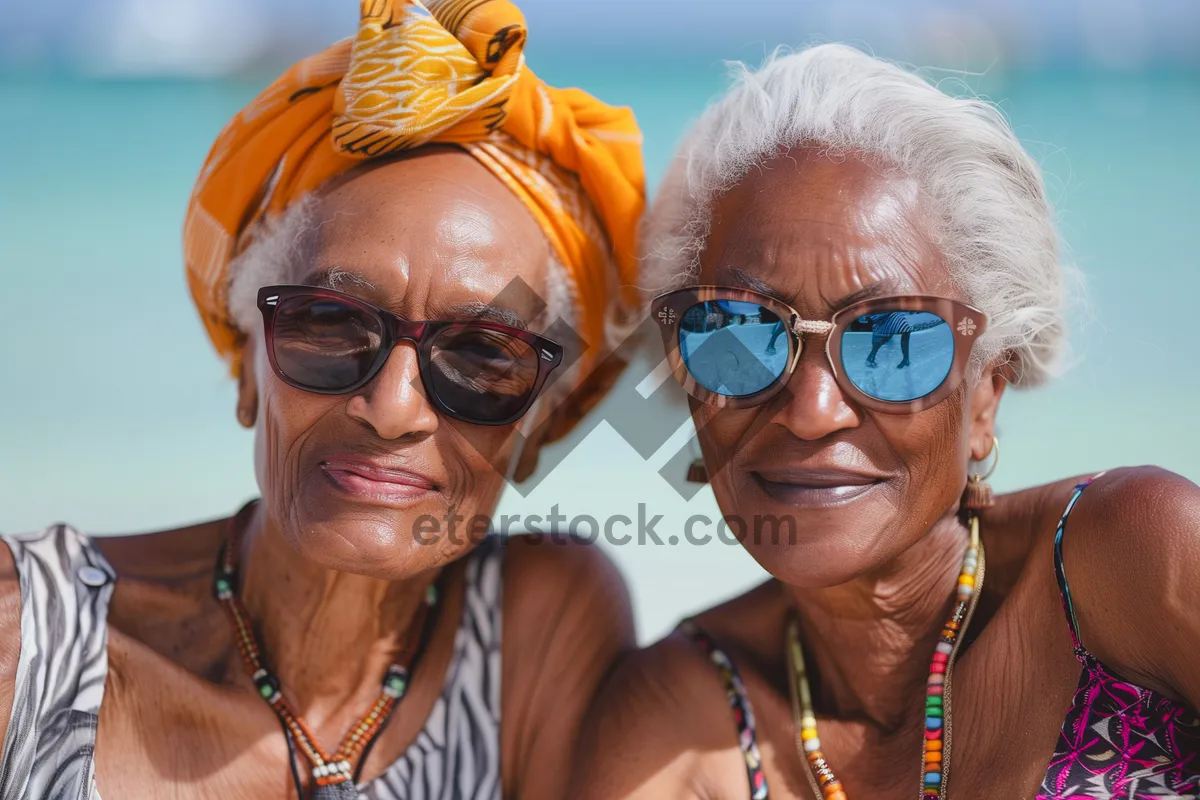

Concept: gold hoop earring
[[963, 435, 999, 512]]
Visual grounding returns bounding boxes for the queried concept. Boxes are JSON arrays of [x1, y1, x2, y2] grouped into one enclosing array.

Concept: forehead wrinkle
[[725, 222, 916, 312], [710, 151, 959, 308], [297, 151, 552, 331], [717, 201, 951, 317]]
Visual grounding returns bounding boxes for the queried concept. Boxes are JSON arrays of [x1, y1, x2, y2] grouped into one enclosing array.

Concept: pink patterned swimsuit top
[[682, 476, 1200, 799]]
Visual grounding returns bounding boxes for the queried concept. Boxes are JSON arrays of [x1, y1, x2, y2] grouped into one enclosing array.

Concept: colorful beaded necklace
[[785, 514, 985, 800], [213, 509, 442, 799]]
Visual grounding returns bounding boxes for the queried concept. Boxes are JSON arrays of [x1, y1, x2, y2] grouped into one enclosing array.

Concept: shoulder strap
[[0, 524, 115, 800], [1052, 473, 1106, 662], [679, 620, 769, 800]]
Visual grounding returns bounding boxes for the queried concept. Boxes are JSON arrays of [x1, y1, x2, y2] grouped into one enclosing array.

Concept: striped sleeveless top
[[0, 524, 505, 800]]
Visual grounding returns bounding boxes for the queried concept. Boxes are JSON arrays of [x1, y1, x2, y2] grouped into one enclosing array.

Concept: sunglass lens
[[678, 300, 789, 398], [840, 310, 954, 402], [429, 326, 540, 423], [271, 296, 384, 391]]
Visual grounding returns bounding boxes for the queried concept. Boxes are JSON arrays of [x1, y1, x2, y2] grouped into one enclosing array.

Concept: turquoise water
[[1, 66, 1197, 640]]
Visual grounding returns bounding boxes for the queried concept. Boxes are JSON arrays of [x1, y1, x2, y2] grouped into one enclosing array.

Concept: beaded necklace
[[213, 509, 442, 799], [785, 514, 985, 800]]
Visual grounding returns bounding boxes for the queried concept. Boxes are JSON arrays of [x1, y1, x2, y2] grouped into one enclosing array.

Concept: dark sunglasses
[[651, 286, 988, 413], [257, 285, 563, 426]]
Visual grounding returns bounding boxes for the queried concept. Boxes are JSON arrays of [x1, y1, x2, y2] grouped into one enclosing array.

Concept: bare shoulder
[[1073, 465, 1198, 537], [503, 533, 628, 609], [92, 517, 226, 583], [500, 535, 636, 798], [501, 533, 635, 666], [571, 581, 782, 799], [1051, 466, 1200, 702], [1056, 466, 1198, 608], [976, 476, 1092, 592], [0, 535, 24, 746], [90, 518, 231, 675], [571, 628, 752, 799], [501, 533, 635, 688], [1010, 465, 1196, 541]]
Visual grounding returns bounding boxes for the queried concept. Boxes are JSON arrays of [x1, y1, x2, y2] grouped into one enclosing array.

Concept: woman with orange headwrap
[[0, 2, 643, 798]]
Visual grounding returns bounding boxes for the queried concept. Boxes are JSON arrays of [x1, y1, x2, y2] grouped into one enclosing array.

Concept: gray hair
[[643, 44, 1072, 386]]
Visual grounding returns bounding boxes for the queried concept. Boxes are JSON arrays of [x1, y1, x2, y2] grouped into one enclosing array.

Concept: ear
[[235, 338, 259, 430], [509, 399, 573, 483], [966, 357, 1012, 461]]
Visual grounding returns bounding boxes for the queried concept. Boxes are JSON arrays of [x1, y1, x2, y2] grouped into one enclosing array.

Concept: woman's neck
[[786, 515, 970, 732], [233, 505, 440, 736]]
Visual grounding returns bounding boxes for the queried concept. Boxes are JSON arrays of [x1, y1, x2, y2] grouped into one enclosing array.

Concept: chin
[[720, 478, 896, 587], [741, 535, 882, 588], [279, 475, 476, 578]]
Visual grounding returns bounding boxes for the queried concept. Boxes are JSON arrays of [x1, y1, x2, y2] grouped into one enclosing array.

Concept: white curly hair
[[642, 43, 1073, 386]]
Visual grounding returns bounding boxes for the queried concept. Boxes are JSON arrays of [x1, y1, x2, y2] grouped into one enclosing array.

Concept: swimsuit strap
[[1052, 472, 1107, 662], [678, 620, 769, 800]]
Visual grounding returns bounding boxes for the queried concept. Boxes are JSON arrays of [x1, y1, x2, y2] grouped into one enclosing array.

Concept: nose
[[771, 343, 862, 439], [346, 343, 439, 440]]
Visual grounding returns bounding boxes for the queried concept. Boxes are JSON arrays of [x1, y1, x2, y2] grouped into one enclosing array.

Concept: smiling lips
[[750, 467, 885, 507], [320, 458, 439, 504]]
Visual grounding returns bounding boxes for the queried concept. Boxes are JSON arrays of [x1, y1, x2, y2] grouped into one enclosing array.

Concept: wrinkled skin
[[0, 148, 634, 799], [240, 146, 564, 579], [571, 149, 1200, 800], [690, 150, 999, 589]]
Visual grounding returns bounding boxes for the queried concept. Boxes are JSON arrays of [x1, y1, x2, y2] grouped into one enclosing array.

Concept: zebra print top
[[0, 524, 504, 800], [866, 311, 914, 336]]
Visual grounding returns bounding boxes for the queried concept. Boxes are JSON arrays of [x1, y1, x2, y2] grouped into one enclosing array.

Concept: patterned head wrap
[[183, 0, 644, 436]]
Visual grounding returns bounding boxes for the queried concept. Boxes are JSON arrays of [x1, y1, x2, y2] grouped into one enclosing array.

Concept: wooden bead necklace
[[785, 513, 986, 800], [214, 508, 442, 799]]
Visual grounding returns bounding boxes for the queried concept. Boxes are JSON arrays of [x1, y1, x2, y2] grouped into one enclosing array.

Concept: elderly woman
[[574, 45, 1200, 799], [0, 2, 643, 798]]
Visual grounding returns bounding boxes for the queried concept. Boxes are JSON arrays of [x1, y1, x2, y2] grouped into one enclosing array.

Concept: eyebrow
[[714, 265, 904, 311], [828, 283, 899, 308], [441, 301, 528, 330], [301, 267, 379, 293], [714, 265, 780, 297], [298, 268, 529, 328]]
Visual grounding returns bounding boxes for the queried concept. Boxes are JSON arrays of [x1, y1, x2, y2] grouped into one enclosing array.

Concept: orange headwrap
[[183, 0, 644, 397]]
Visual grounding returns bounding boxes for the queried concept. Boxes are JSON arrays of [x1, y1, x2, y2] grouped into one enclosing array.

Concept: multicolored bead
[[788, 520, 983, 800], [382, 665, 410, 698]]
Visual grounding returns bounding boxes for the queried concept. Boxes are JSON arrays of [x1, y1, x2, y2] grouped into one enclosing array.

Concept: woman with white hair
[[573, 44, 1199, 799]]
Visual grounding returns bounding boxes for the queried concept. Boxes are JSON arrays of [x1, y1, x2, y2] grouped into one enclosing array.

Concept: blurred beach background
[[2, 0, 1197, 642]]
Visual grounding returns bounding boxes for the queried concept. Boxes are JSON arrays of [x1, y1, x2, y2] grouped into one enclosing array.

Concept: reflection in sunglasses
[[841, 311, 952, 402]]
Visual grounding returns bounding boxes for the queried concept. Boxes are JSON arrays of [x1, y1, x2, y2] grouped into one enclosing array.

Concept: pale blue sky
[[3, 0, 1199, 75]]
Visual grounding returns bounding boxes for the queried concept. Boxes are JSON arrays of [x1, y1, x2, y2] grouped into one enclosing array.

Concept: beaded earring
[[962, 435, 999, 512]]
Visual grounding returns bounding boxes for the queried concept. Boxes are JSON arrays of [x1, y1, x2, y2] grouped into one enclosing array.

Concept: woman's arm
[[500, 536, 635, 799], [1061, 466, 1200, 709], [569, 633, 751, 800], [0, 544, 23, 747]]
